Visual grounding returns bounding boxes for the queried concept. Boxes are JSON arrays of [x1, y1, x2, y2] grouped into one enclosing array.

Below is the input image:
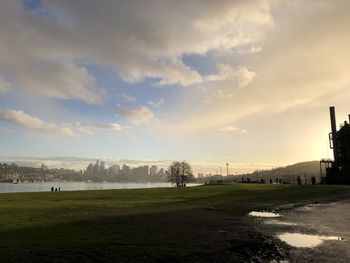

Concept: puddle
[[277, 233, 344, 248], [248, 211, 281, 218], [264, 219, 298, 226], [297, 202, 338, 211]]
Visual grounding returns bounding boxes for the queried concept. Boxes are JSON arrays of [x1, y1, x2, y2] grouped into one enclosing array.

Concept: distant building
[[142, 165, 149, 177], [122, 164, 130, 175], [320, 107, 350, 184], [107, 164, 120, 177], [86, 163, 94, 177], [150, 165, 158, 176], [41, 164, 48, 171], [93, 160, 100, 175], [100, 161, 105, 170]]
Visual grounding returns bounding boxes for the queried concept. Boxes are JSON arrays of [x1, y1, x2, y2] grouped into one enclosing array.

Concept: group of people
[[50, 187, 61, 192]]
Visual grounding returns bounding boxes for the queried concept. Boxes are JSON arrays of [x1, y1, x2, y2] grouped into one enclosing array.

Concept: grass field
[[0, 184, 349, 262]]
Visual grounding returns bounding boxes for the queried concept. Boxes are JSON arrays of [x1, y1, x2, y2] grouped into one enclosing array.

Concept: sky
[[0, 0, 350, 174]]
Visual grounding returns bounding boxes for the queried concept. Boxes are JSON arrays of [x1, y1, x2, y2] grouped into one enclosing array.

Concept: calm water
[[0, 182, 198, 193], [277, 233, 343, 248]]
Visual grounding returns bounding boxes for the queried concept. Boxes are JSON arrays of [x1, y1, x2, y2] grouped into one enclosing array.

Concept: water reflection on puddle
[[277, 233, 343, 248], [264, 220, 297, 226], [248, 211, 281, 218]]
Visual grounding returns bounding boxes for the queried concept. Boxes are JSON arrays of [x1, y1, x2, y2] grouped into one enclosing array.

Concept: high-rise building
[[86, 163, 94, 177], [122, 164, 130, 175], [142, 165, 149, 177], [107, 164, 120, 177], [100, 161, 105, 170], [93, 160, 99, 175], [150, 165, 158, 176]]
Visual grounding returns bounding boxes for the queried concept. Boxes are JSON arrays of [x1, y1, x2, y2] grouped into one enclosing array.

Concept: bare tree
[[167, 161, 194, 187]]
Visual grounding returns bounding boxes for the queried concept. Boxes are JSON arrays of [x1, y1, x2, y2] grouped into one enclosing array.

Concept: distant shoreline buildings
[[82, 160, 167, 182], [0, 161, 167, 183]]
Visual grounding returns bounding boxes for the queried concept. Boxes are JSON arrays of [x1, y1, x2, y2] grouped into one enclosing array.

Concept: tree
[[167, 161, 194, 187]]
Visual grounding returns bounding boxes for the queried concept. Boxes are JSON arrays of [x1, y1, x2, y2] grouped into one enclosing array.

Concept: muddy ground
[[1, 185, 349, 262], [1, 204, 348, 262], [255, 199, 350, 263]]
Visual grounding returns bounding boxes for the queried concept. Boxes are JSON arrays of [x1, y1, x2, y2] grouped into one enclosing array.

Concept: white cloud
[[0, 109, 123, 137], [116, 105, 155, 125], [60, 127, 79, 137], [72, 122, 123, 135], [217, 126, 248, 134], [205, 65, 256, 88], [148, 98, 165, 108], [0, 109, 57, 131]]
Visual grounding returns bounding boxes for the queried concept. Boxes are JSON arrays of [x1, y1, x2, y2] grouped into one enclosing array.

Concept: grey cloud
[[0, 76, 12, 92], [0, 0, 273, 102], [116, 105, 155, 125]]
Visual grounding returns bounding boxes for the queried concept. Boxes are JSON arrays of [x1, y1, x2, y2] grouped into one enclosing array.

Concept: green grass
[[0, 184, 349, 262]]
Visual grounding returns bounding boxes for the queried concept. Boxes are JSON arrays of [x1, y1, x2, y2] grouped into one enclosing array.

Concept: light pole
[[226, 163, 229, 176]]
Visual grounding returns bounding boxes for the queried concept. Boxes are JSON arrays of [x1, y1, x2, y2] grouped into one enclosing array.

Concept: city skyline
[[1, 0, 350, 171]]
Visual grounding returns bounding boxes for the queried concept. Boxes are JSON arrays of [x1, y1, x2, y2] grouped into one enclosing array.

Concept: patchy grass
[[0, 184, 349, 262]]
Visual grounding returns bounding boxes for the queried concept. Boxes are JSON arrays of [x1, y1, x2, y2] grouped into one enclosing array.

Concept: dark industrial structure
[[320, 106, 350, 184]]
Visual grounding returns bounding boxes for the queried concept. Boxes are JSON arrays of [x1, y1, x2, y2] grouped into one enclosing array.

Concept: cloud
[[59, 127, 79, 137], [158, 0, 350, 134], [205, 65, 256, 88], [0, 0, 273, 101], [16, 61, 105, 104], [0, 109, 57, 131], [217, 126, 248, 134], [116, 105, 155, 125], [0, 76, 12, 92], [72, 122, 123, 135], [148, 98, 165, 108], [0, 109, 123, 137], [117, 93, 136, 103]]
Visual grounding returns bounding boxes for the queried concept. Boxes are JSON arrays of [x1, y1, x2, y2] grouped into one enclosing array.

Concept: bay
[[0, 182, 199, 193]]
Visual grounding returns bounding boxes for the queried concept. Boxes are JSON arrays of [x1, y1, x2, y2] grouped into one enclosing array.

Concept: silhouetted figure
[[51, 187, 54, 192], [59, 187, 61, 191], [311, 176, 316, 185], [269, 179, 272, 184], [297, 176, 302, 185], [278, 178, 283, 184], [275, 178, 278, 184], [55, 188, 57, 191]]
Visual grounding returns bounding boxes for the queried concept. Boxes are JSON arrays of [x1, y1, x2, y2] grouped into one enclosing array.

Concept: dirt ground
[[251, 199, 350, 263], [1, 186, 349, 262]]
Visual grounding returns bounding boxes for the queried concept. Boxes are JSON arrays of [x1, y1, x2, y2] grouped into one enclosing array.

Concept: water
[[264, 220, 298, 226], [0, 182, 199, 193], [277, 233, 343, 248], [248, 211, 281, 218]]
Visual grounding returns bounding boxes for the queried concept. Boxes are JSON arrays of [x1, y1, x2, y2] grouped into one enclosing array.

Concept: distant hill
[[196, 161, 322, 184], [238, 161, 321, 183]]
